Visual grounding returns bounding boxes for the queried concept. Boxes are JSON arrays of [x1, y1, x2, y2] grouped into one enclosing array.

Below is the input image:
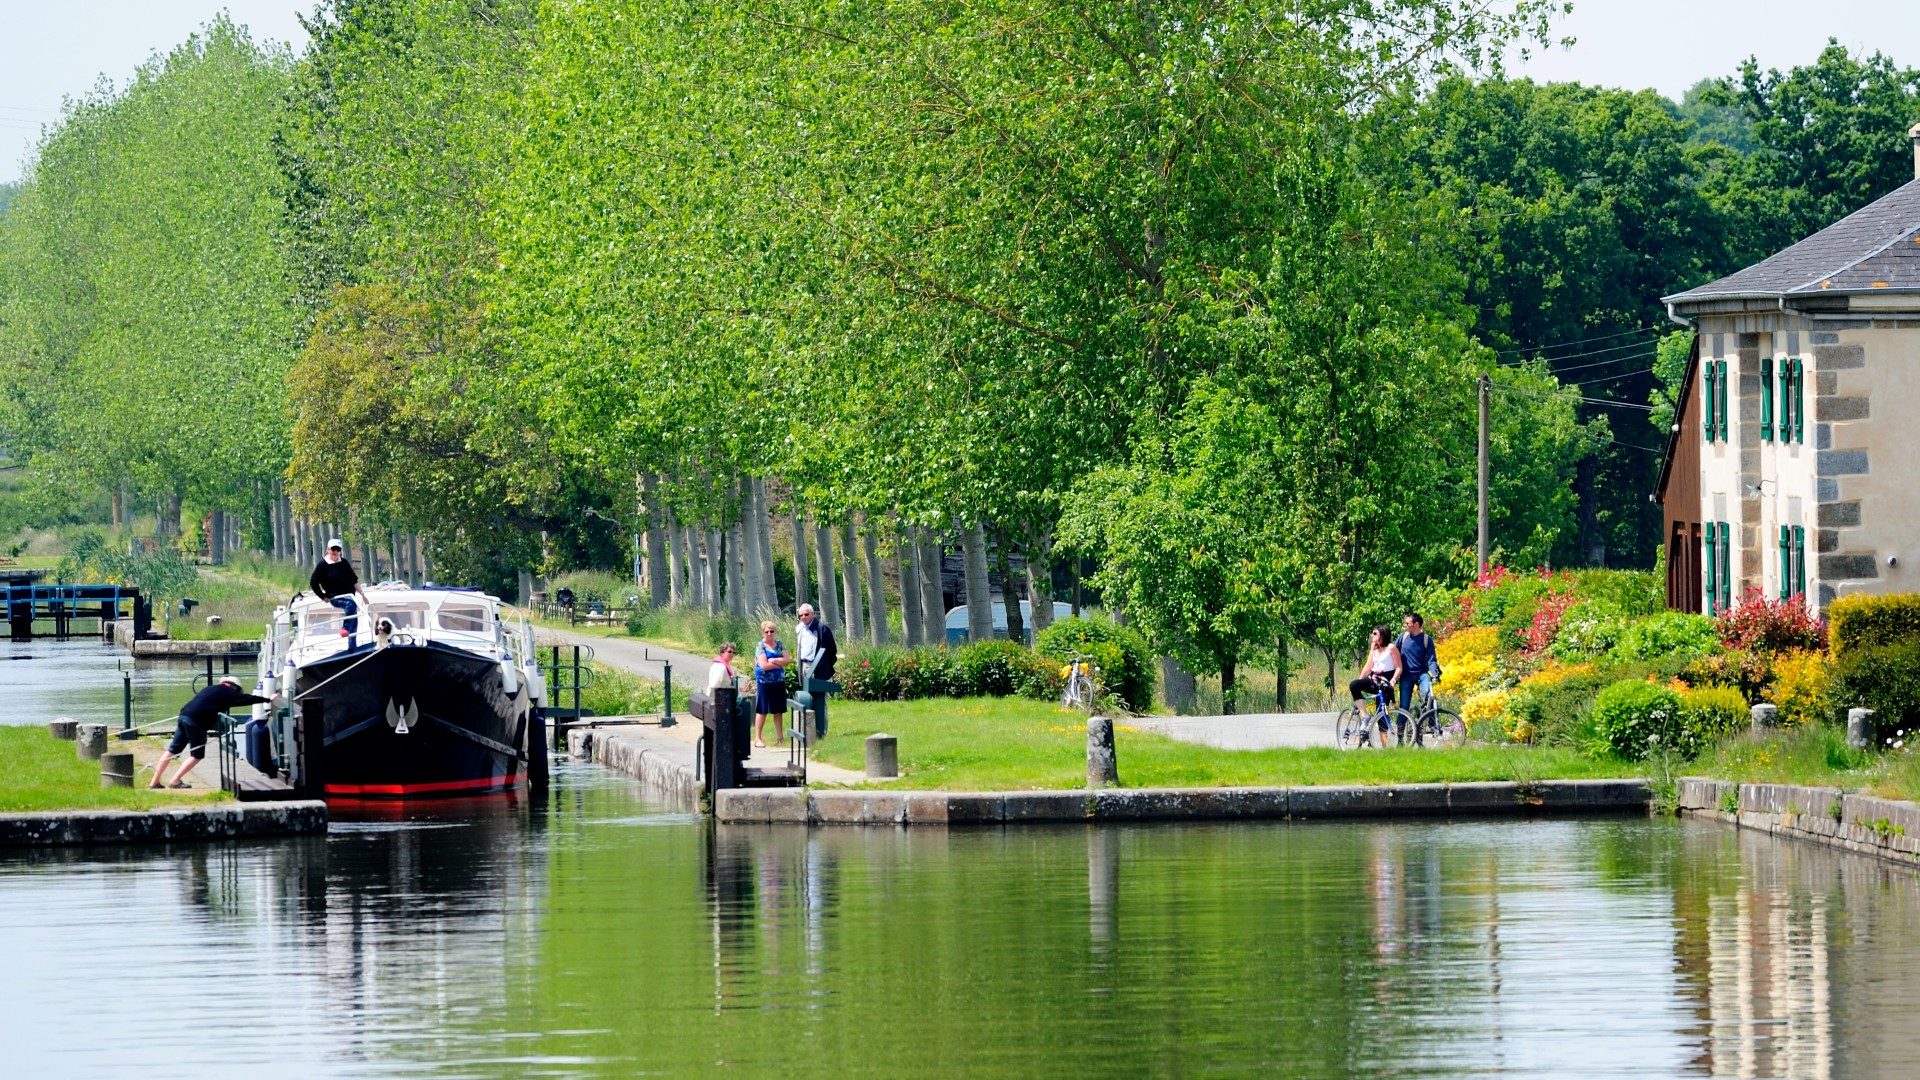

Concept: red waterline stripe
[[324, 775, 520, 796]]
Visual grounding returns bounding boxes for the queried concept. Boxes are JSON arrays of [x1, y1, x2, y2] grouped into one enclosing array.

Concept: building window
[[1720, 520, 1733, 612], [1704, 521, 1735, 614], [1792, 525, 1806, 599], [1778, 525, 1791, 600], [1761, 356, 1774, 441]]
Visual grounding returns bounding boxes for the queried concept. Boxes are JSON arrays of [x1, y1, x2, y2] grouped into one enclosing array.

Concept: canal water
[[6, 644, 1920, 1077]]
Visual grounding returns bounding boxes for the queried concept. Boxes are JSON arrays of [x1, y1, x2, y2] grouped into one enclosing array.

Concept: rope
[[290, 646, 389, 703]]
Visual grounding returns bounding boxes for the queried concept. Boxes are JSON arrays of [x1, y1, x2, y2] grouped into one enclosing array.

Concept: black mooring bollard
[[122, 670, 132, 731], [661, 661, 675, 727]]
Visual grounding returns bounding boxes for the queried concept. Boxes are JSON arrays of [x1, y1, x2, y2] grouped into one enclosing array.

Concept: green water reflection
[[7, 747, 1920, 1076]]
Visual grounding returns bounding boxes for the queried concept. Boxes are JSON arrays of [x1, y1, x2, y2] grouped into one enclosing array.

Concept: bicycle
[[1408, 682, 1465, 748], [1059, 653, 1097, 711], [1335, 683, 1412, 750]]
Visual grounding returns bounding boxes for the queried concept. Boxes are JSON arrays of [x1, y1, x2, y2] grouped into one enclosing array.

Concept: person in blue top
[[752, 620, 790, 748], [1395, 612, 1441, 715]]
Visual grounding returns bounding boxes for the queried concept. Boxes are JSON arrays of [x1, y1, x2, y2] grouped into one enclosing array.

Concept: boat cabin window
[[302, 607, 344, 638], [370, 603, 429, 630], [438, 604, 490, 633]]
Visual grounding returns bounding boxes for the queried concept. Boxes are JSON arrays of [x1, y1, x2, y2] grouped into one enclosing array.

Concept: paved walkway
[[544, 628, 866, 786], [1131, 711, 1342, 750]]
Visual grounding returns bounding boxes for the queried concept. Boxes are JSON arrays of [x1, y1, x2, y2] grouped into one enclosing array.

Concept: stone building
[[1656, 124, 1920, 614]]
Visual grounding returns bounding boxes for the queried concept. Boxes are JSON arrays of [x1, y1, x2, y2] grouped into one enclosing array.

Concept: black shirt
[[310, 557, 358, 600], [181, 683, 271, 725]]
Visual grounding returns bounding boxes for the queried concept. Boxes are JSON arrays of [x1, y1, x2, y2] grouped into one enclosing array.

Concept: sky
[[2, 0, 1920, 185]]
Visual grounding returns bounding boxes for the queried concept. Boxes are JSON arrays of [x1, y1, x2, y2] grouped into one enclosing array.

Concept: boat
[[251, 583, 549, 802]]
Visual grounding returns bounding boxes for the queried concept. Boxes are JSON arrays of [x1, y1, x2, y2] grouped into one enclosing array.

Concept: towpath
[[1131, 711, 1341, 750], [540, 627, 866, 786]]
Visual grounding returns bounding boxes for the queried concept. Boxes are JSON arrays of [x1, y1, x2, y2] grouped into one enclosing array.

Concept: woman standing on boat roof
[[310, 538, 371, 643]]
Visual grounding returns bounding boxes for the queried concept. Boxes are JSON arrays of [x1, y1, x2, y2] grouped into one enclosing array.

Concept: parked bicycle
[[1408, 683, 1465, 748], [1335, 685, 1412, 750], [1059, 653, 1097, 711]]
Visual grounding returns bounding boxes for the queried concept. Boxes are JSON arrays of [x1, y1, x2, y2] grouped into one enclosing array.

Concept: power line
[[1567, 366, 1657, 388], [1493, 383, 1657, 412], [1499, 338, 1660, 369], [1493, 324, 1660, 358]]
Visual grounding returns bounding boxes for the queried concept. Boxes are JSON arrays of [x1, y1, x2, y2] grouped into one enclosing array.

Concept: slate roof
[[1664, 178, 1920, 305]]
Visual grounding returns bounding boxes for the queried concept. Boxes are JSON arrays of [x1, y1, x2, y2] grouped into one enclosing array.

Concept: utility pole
[[1477, 373, 1490, 576]]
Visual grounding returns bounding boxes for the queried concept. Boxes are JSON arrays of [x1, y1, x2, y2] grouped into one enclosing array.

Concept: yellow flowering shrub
[[1765, 648, 1833, 727], [1462, 688, 1514, 738], [1438, 626, 1501, 697], [1520, 661, 1596, 691], [1438, 626, 1498, 666]]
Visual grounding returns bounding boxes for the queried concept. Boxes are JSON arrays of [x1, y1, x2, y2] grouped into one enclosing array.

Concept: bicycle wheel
[[1070, 673, 1095, 708], [1335, 706, 1372, 750], [1424, 707, 1466, 748], [1381, 707, 1415, 747]]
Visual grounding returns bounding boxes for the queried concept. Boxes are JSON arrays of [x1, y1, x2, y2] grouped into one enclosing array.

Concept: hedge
[[1829, 593, 1920, 661], [1831, 638, 1920, 735], [1033, 616, 1155, 712]]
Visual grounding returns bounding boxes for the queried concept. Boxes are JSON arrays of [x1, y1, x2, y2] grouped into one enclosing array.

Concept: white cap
[[326, 538, 345, 551]]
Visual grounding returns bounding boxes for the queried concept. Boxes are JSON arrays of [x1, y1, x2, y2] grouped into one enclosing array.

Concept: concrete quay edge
[[714, 778, 1652, 826], [0, 800, 327, 846], [1678, 776, 1920, 866]]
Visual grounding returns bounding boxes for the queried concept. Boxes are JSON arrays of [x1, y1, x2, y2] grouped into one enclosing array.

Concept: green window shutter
[[1781, 357, 1797, 441], [1779, 525, 1791, 600], [1779, 359, 1792, 440], [1704, 522, 1717, 613], [1793, 525, 1806, 598], [1703, 362, 1716, 441], [1761, 357, 1774, 440], [1718, 360, 1731, 441]]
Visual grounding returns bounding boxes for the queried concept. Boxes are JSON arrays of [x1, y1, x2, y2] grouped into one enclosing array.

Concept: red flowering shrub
[[1715, 589, 1827, 654], [1520, 590, 1577, 660]]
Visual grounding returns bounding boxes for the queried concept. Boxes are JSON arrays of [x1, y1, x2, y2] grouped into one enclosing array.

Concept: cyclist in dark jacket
[[1395, 613, 1441, 714], [151, 677, 276, 788]]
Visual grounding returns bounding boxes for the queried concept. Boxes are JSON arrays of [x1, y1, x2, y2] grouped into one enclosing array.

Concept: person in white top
[[1347, 625, 1405, 744], [707, 643, 741, 692], [795, 604, 820, 674]]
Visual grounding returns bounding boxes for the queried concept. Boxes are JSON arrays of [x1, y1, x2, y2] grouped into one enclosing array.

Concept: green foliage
[[577, 662, 663, 718], [1610, 612, 1719, 664], [1591, 679, 1686, 761], [1828, 593, 1920, 661], [1680, 685, 1751, 749], [1568, 570, 1664, 617], [55, 531, 198, 601], [838, 642, 1061, 704], [1549, 601, 1631, 658], [1681, 648, 1774, 703], [1032, 616, 1155, 714], [1832, 640, 1920, 734]]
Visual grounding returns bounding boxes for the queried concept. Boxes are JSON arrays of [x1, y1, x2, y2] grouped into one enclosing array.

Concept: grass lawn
[[0, 728, 228, 813], [808, 697, 1641, 791], [1691, 725, 1920, 803]]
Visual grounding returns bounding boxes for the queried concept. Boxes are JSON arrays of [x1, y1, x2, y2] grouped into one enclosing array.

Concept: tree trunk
[[208, 509, 225, 565], [157, 489, 182, 541], [642, 473, 669, 607], [961, 521, 993, 642], [1220, 654, 1237, 716], [918, 527, 946, 645], [898, 520, 923, 647], [1160, 656, 1195, 714], [1026, 529, 1054, 636], [1276, 636, 1288, 712], [812, 519, 840, 626], [684, 523, 702, 608], [704, 527, 723, 615], [753, 478, 778, 612], [994, 528, 1025, 646], [736, 479, 760, 616], [862, 513, 888, 646], [838, 517, 864, 640], [791, 507, 812, 608], [732, 522, 750, 617], [667, 515, 685, 606], [111, 487, 126, 530]]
